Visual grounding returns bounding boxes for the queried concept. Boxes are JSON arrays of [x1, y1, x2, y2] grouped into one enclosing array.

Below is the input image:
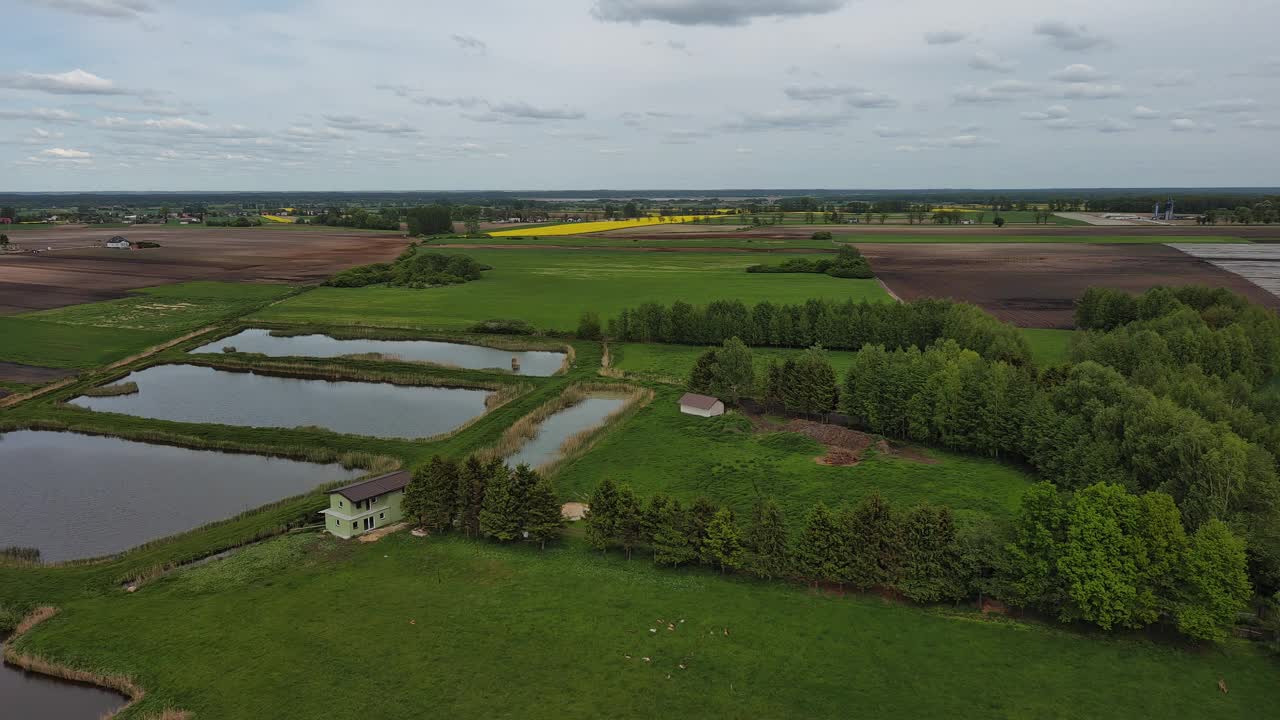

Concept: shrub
[[811, 231, 833, 240], [470, 318, 536, 335]]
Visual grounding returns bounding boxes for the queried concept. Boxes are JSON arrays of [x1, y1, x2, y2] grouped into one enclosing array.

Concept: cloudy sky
[[3, 0, 1279, 191]]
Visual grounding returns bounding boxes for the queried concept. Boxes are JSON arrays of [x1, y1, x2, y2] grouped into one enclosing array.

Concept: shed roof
[[678, 392, 722, 410], [333, 470, 411, 503]]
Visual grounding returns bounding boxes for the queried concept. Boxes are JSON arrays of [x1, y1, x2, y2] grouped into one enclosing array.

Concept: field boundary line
[[877, 278, 903, 303]]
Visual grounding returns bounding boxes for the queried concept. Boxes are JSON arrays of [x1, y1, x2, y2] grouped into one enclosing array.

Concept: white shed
[[679, 392, 725, 418], [105, 236, 131, 249]]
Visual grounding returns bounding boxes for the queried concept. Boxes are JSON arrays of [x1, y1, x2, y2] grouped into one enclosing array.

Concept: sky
[[2, 0, 1279, 191]]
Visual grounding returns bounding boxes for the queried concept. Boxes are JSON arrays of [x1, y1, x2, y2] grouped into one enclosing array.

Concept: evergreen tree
[[414, 455, 459, 533], [403, 465, 431, 528], [643, 494, 675, 551], [687, 496, 719, 565], [794, 503, 848, 587], [745, 497, 790, 579], [846, 491, 898, 589], [704, 508, 745, 573], [688, 348, 720, 395], [585, 478, 622, 554], [652, 499, 698, 566], [762, 359, 785, 411], [479, 465, 524, 542], [524, 476, 565, 549], [616, 484, 645, 560], [896, 505, 961, 603], [456, 456, 488, 537], [713, 336, 754, 403]]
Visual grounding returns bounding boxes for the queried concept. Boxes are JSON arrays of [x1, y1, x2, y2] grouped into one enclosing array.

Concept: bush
[[470, 318, 535, 335], [811, 231, 833, 240], [745, 245, 872, 279], [323, 249, 488, 289], [577, 312, 602, 340], [134, 240, 161, 248]]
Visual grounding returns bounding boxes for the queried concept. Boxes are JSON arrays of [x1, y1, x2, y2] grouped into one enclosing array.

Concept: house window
[[339, 500, 344, 508], [352, 521, 357, 528], [379, 512, 384, 519], [371, 496, 377, 505]]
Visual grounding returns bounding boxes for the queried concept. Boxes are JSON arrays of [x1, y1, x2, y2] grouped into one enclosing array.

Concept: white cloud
[[24, 0, 153, 20], [1033, 21, 1109, 51], [953, 80, 1037, 103], [872, 125, 914, 138], [1021, 105, 1071, 121], [1195, 98, 1260, 113], [591, 0, 847, 26], [1170, 117, 1214, 133], [1050, 63, 1108, 82], [720, 109, 848, 132], [845, 92, 898, 109], [322, 115, 418, 134], [1061, 83, 1126, 99], [1097, 117, 1136, 133], [784, 84, 860, 101], [0, 68, 131, 95], [1131, 105, 1161, 120], [969, 51, 1017, 73], [40, 147, 92, 159], [1240, 118, 1280, 130], [0, 107, 80, 123], [923, 30, 967, 45]]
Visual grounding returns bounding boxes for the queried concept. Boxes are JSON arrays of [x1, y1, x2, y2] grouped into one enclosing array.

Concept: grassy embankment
[[0, 282, 297, 369], [252, 250, 890, 331]]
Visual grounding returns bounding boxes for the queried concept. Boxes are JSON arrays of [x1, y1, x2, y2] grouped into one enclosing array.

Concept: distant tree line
[[307, 206, 401, 230], [325, 245, 489, 288], [746, 245, 873, 279], [403, 455, 564, 548], [405, 205, 456, 236], [582, 478, 1249, 641], [609, 297, 1031, 365]]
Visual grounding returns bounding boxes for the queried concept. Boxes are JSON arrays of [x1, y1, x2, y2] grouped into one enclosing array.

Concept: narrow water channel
[[1, 633, 127, 720], [506, 396, 628, 469], [0, 430, 362, 562], [69, 364, 490, 439], [191, 329, 567, 376]]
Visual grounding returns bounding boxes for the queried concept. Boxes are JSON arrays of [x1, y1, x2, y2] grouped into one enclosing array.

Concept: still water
[[506, 396, 628, 469], [70, 364, 490, 439], [192, 329, 566, 376], [0, 430, 362, 562], [1, 633, 127, 720]]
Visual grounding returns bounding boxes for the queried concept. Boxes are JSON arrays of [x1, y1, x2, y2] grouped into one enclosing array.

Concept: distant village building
[[105, 236, 132, 249], [321, 470, 410, 538], [679, 392, 725, 418]]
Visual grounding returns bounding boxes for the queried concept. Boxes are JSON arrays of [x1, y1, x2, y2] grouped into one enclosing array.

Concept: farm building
[[679, 392, 725, 417], [321, 470, 410, 539], [105, 236, 131, 249]]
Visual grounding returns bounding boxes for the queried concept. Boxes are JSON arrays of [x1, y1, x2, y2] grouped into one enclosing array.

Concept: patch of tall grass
[[80, 381, 139, 397]]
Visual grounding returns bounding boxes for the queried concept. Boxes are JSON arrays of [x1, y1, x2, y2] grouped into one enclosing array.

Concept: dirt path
[[746, 412, 934, 466]]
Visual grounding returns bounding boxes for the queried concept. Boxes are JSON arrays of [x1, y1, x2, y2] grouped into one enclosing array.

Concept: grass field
[[10, 532, 1276, 719], [553, 387, 1034, 527], [254, 250, 890, 331], [1021, 328, 1074, 365], [833, 235, 1247, 244], [2, 282, 295, 368]]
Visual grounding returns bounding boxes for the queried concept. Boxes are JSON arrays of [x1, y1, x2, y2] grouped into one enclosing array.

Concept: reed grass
[[183, 355, 511, 390], [80, 381, 139, 397], [0, 546, 41, 565]]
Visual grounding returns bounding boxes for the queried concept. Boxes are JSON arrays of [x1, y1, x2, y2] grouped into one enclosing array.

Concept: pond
[[0, 430, 363, 562], [506, 396, 628, 469], [1, 633, 127, 720], [192, 329, 567, 376], [70, 364, 491, 439]]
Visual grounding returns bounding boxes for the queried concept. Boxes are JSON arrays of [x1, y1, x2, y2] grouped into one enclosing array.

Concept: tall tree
[[524, 476, 565, 549], [846, 492, 899, 590], [413, 455, 459, 533], [455, 456, 488, 537], [745, 497, 790, 579], [794, 503, 848, 587], [585, 478, 621, 554], [1175, 519, 1252, 641], [895, 505, 962, 603], [616, 484, 645, 560], [479, 464, 525, 542], [651, 499, 698, 566], [703, 508, 745, 573], [713, 336, 754, 403]]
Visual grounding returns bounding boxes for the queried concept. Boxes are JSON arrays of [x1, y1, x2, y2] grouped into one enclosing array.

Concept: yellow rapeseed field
[[260, 214, 294, 223], [489, 215, 711, 237]]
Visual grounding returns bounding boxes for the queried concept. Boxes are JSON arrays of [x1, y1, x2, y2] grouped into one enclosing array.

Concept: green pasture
[[7, 532, 1275, 719], [253, 250, 891, 331]]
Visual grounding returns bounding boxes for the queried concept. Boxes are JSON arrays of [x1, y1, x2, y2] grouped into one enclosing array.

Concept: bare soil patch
[[861, 243, 1280, 328], [747, 412, 934, 465], [0, 227, 407, 315], [0, 360, 77, 384]]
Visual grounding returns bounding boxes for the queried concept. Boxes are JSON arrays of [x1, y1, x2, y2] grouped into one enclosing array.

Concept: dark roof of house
[[678, 392, 722, 410], [333, 470, 411, 503], [108, 235, 129, 242]]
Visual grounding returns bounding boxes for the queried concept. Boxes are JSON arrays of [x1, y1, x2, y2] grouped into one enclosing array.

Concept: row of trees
[[402, 456, 564, 547], [307, 206, 401, 230], [582, 479, 1250, 641], [610, 297, 1031, 365], [745, 245, 873, 279], [405, 205, 456, 236]]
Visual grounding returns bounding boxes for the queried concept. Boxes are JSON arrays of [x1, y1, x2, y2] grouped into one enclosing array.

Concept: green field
[[9, 532, 1275, 719], [1, 282, 295, 369], [1021, 328, 1074, 365], [833, 235, 1247, 244], [554, 387, 1034, 527], [254, 250, 890, 331]]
